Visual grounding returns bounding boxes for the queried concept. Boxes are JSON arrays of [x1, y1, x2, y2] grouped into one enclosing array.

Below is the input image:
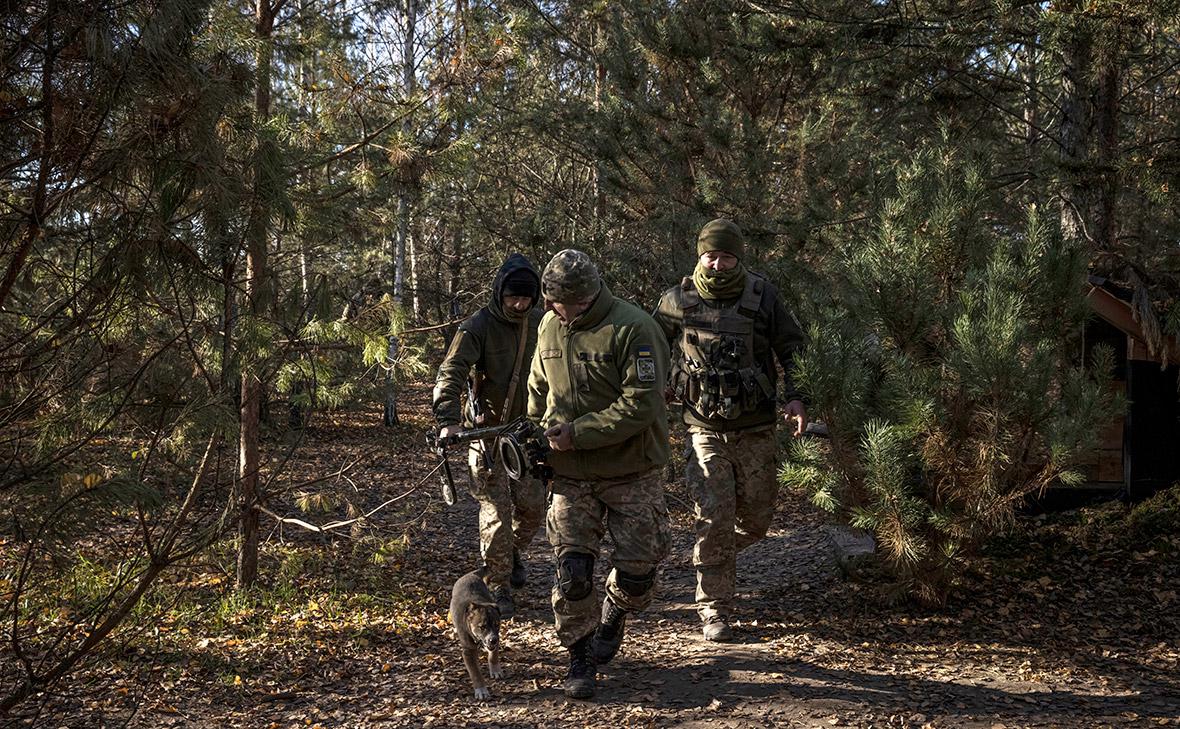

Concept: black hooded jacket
[[432, 254, 543, 428]]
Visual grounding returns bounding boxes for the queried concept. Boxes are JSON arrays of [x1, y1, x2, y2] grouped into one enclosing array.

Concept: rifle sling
[[499, 315, 529, 426]]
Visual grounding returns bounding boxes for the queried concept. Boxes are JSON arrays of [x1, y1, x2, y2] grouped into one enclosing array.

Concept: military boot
[[701, 614, 733, 642], [493, 585, 515, 620], [510, 550, 527, 589], [563, 635, 597, 700], [591, 596, 627, 664]]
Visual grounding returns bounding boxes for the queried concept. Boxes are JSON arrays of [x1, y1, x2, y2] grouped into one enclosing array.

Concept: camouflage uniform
[[433, 254, 546, 594], [466, 441, 544, 588], [546, 470, 670, 643], [686, 425, 778, 618], [527, 250, 672, 649], [653, 219, 805, 625]]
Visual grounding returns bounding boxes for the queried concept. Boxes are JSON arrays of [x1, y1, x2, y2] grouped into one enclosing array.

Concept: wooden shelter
[[1077, 276, 1180, 499]]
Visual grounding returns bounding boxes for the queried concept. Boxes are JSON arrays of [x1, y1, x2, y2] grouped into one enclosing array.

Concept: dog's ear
[[466, 602, 496, 619], [475, 601, 500, 619]]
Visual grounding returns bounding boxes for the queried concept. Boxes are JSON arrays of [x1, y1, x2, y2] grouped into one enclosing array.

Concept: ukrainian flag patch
[[635, 344, 656, 383]]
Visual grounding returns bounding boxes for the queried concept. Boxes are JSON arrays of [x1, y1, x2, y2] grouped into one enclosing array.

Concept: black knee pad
[[556, 552, 595, 601], [615, 567, 656, 597]]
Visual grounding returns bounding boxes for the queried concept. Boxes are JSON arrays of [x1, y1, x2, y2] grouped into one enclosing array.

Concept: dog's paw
[[473, 687, 491, 701], [488, 663, 504, 679]]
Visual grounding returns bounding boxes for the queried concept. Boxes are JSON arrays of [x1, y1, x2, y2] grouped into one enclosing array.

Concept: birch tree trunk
[[409, 216, 422, 321], [385, 0, 418, 427], [444, 0, 467, 345]]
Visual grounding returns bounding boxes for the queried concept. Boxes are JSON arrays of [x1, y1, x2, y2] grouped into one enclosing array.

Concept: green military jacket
[[653, 269, 804, 432], [433, 254, 543, 428], [527, 284, 671, 480]]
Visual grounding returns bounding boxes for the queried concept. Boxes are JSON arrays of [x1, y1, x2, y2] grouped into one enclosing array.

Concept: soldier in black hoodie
[[433, 254, 546, 618]]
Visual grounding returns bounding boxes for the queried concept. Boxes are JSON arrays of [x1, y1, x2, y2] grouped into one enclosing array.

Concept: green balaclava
[[693, 218, 747, 300]]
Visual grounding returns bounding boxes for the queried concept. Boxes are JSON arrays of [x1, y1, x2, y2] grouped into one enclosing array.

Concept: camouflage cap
[[697, 218, 745, 259], [542, 249, 601, 303]]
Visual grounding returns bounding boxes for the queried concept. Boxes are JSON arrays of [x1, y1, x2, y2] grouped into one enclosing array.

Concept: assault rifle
[[426, 416, 554, 506], [465, 372, 487, 427], [466, 373, 491, 471]]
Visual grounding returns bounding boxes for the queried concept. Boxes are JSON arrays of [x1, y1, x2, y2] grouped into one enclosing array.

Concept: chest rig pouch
[[672, 275, 775, 421]]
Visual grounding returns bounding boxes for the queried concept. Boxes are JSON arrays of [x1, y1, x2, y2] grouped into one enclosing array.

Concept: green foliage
[[784, 142, 1117, 604], [4, 0, 1180, 714], [287, 296, 431, 414]]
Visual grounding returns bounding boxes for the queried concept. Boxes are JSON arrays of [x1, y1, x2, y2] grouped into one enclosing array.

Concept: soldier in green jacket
[[653, 219, 807, 642], [527, 249, 672, 700], [433, 253, 546, 619]]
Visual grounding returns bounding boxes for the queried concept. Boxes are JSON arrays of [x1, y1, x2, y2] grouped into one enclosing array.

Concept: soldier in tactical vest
[[433, 253, 547, 619], [527, 249, 672, 699], [653, 219, 807, 642]]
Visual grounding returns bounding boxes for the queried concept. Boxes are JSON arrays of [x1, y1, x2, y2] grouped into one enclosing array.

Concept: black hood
[[490, 253, 540, 322]]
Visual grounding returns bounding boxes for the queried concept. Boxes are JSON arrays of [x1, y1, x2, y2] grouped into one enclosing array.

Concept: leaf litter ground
[[22, 383, 1180, 728]]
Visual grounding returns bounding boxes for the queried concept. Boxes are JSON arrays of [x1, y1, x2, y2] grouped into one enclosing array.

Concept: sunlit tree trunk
[[385, 0, 418, 426], [409, 216, 422, 320]]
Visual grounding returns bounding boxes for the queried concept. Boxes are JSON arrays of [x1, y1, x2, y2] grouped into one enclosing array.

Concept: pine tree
[[781, 139, 1115, 603], [0, 0, 258, 710]]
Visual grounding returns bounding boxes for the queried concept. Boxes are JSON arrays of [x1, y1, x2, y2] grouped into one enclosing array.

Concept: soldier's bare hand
[[784, 400, 807, 438], [440, 424, 465, 440], [545, 423, 574, 451]]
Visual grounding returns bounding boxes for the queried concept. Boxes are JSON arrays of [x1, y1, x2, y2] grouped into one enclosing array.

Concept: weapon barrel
[[427, 417, 528, 452]]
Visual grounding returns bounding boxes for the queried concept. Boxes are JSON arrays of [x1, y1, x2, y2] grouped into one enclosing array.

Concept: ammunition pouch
[[679, 358, 773, 421], [674, 274, 774, 422]]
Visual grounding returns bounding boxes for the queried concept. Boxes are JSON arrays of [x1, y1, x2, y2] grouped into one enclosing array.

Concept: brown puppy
[[449, 569, 502, 700]]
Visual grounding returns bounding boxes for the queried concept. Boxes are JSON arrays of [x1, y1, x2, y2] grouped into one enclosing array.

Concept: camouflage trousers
[[468, 441, 546, 591], [546, 468, 671, 647], [686, 425, 779, 620]]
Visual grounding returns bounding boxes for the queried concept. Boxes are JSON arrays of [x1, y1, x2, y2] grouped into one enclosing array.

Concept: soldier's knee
[[556, 551, 595, 601], [615, 567, 656, 597]]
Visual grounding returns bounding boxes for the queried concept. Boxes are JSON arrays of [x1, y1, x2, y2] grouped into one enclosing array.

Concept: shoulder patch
[[635, 344, 657, 383]]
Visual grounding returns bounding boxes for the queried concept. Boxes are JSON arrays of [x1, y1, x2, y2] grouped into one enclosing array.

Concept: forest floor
[[19, 383, 1180, 728]]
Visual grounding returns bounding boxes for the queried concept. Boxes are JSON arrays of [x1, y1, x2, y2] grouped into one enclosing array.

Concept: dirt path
[[19, 389, 1178, 728], [373, 476, 1176, 729]]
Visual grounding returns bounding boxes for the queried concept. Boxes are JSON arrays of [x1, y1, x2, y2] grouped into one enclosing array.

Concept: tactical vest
[[672, 274, 775, 421]]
